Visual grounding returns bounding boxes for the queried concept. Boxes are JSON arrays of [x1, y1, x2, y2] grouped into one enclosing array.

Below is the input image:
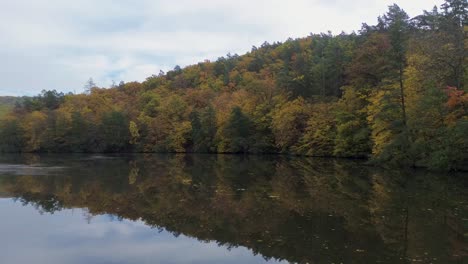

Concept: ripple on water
[[0, 164, 66, 176]]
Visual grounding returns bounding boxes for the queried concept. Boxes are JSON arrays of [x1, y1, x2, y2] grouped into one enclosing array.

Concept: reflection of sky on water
[[0, 164, 66, 176], [0, 199, 284, 264]]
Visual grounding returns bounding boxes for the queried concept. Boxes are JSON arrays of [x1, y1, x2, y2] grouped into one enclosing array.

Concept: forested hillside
[[0, 96, 19, 118], [0, 1, 467, 170]]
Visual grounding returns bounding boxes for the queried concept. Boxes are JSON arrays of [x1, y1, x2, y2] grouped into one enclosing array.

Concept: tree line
[[0, 1, 467, 170]]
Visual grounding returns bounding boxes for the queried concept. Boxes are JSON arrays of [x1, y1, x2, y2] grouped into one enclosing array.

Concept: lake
[[0, 154, 466, 264]]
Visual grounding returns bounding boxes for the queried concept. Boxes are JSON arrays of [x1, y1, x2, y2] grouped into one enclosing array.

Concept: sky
[[0, 0, 444, 96], [0, 199, 284, 264]]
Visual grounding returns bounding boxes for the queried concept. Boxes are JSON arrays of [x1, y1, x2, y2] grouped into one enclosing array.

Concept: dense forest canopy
[[0, 1, 467, 170]]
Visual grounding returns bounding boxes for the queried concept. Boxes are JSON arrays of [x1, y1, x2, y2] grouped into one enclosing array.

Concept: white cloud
[[0, 200, 287, 264], [0, 0, 444, 96]]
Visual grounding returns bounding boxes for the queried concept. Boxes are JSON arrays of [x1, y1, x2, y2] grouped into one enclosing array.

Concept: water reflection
[[0, 199, 278, 264], [0, 154, 466, 264]]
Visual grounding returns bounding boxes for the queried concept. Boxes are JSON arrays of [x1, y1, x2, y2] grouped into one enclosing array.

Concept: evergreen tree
[[219, 107, 252, 153]]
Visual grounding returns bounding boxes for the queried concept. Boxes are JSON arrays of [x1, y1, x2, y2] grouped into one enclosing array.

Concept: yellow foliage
[[22, 111, 47, 151]]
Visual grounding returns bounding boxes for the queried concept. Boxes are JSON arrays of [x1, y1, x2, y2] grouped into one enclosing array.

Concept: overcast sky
[[0, 0, 443, 96]]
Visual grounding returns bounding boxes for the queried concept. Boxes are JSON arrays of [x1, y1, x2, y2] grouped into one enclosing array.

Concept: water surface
[[0, 154, 466, 263]]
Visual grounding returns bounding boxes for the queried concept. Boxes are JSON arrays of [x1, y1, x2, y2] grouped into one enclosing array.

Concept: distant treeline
[[0, 1, 467, 170]]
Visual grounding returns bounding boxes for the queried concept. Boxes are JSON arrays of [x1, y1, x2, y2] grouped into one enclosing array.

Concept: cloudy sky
[[0, 199, 284, 264], [0, 0, 443, 96]]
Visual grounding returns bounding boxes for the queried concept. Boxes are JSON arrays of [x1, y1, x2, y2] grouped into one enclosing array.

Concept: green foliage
[[0, 118, 24, 152], [21, 90, 65, 111], [428, 121, 468, 170], [190, 106, 217, 153], [218, 107, 253, 153], [100, 111, 130, 152], [69, 112, 89, 152], [334, 87, 371, 158]]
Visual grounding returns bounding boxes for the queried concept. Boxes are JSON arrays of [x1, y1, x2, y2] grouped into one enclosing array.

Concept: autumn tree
[[271, 98, 310, 153]]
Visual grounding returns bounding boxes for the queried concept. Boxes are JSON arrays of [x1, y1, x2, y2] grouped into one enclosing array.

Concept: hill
[[0, 0, 466, 170], [0, 96, 19, 118]]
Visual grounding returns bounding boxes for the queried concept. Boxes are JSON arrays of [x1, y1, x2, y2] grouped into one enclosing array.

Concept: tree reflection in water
[[0, 154, 466, 263]]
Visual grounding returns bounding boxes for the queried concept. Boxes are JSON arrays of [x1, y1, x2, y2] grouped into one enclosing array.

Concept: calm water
[[0, 154, 466, 264]]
